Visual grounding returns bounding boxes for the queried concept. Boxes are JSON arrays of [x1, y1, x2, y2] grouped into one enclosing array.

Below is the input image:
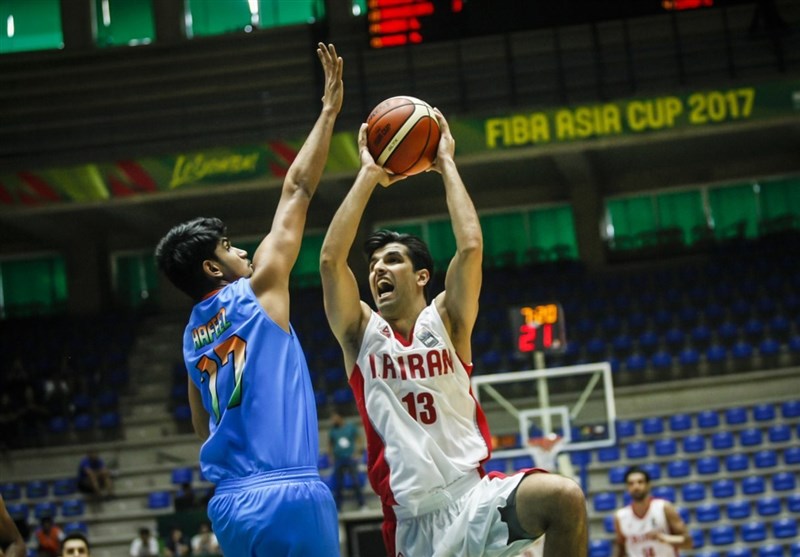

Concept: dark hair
[[624, 465, 650, 484], [155, 217, 226, 300], [61, 531, 90, 551], [363, 229, 435, 302]]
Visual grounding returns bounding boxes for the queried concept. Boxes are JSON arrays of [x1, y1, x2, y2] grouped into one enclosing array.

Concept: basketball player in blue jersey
[[154, 43, 343, 557], [320, 110, 588, 556]]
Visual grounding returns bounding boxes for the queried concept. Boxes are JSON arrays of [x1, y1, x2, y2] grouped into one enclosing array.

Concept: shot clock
[[510, 302, 566, 355]]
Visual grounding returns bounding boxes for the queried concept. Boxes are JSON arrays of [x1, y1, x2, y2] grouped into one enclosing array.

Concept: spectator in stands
[[173, 482, 196, 512], [613, 465, 691, 557], [328, 410, 366, 510], [190, 522, 220, 557], [76, 451, 114, 500], [154, 42, 343, 557], [129, 527, 159, 557], [0, 494, 27, 557], [34, 517, 64, 557], [163, 527, 190, 557], [60, 531, 91, 556]]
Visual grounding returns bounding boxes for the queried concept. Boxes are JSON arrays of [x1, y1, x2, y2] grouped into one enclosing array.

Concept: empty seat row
[[698, 518, 799, 546], [602, 447, 800, 474], [5, 499, 85, 521], [0, 478, 78, 501], [616, 401, 800, 437], [606, 432, 799, 463]]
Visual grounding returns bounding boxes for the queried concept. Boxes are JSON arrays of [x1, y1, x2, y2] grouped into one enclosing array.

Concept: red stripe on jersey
[[349, 365, 397, 555], [470, 380, 495, 476]]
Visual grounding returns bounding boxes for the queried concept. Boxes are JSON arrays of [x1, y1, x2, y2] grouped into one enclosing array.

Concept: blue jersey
[[183, 278, 320, 482]]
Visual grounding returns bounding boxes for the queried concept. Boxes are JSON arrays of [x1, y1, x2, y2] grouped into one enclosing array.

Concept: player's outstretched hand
[[317, 43, 343, 114], [427, 107, 455, 174], [358, 123, 407, 188]]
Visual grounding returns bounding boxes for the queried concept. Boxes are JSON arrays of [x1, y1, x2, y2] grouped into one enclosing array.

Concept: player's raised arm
[[431, 109, 483, 361], [0, 495, 26, 557], [250, 43, 343, 307], [320, 124, 403, 373]]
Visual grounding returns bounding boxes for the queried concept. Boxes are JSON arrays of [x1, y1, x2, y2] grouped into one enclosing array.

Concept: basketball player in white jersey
[[320, 109, 588, 557], [613, 466, 691, 557]]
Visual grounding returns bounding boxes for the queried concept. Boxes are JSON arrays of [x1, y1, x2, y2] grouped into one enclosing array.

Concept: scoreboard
[[367, 0, 745, 49]]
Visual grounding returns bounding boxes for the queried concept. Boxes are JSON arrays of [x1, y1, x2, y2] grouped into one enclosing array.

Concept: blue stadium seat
[[695, 553, 719, 557], [641, 417, 664, 435], [695, 502, 721, 523], [570, 451, 591, 466], [773, 517, 798, 539], [147, 491, 171, 509], [682, 434, 705, 454], [717, 322, 739, 347], [667, 459, 691, 479], [725, 407, 748, 425], [696, 456, 721, 475], [767, 424, 791, 443], [691, 324, 712, 350], [711, 479, 735, 499], [678, 347, 701, 369], [512, 455, 534, 470], [608, 466, 627, 485], [317, 453, 330, 470], [62, 522, 88, 535], [682, 482, 706, 503], [593, 492, 616, 512], [625, 353, 647, 373], [787, 493, 800, 513], [483, 459, 506, 474], [652, 485, 676, 503], [171, 467, 193, 485], [598, 446, 621, 462], [706, 345, 728, 370], [753, 449, 778, 469], [664, 327, 686, 352], [669, 413, 692, 432], [726, 500, 751, 520], [53, 478, 77, 496], [791, 542, 800, 557], [743, 318, 765, 343], [781, 400, 800, 419], [678, 506, 690, 524], [72, 413, 94, 432], [725, 453, 749, 472], [173, 404, 192, 422], [33, 501, 56, 519], [61, 499, 85, 518], [26, 480, 48, 499], [731, 341, 754, 369], [638, 331, 659, 356], [654, 438, 677, 457], [739, 428, 763, 447], [758, 545, 784, 557], [758, 338, 781, 363], [47, 416, 69, 435], [712, 431, 734, 451], [756, 496, 781, 517], [741, 521, 767, 542], [697, 410, 720, 429], [640, 462, 660, 481], [785, 446, 800, 465], [588, 539, 611, 557], [709, 524, 735, 545], [625, 441, 648, 460], [603, 515, 615, 534], [741, 476, 766, 496], [0, 483, 21, 501], [772, 472, 796, 492], [651, 350, 672, 371], [690, 528, 706, 549], [616, 420, 636, 438], [97, 411, 121, 432], [5, 503, 28, 521]]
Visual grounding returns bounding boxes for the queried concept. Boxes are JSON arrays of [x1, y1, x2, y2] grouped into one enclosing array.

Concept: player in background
[[60, 532, 92, 557], [0, 494, 26, 557], [319, 109, 588, 557], [613, 466, 692, 557], [154, 43, 343, 556]]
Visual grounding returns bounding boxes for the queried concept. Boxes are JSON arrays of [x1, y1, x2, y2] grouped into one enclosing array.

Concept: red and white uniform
[[616, 498, 677, 557], [350, 302, 543, 557]]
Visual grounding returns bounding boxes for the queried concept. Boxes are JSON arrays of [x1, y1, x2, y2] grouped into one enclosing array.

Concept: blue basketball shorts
[[209, 466, 340, 556]]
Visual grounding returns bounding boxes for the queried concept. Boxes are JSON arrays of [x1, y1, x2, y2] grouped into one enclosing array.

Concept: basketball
[[366, 96, 441, 176]]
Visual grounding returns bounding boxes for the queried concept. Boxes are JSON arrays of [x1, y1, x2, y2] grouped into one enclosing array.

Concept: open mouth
[[377, 279, 395, 299]]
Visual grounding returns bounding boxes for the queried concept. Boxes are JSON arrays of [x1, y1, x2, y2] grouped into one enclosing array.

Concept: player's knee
[[518, 473, 586, 531]]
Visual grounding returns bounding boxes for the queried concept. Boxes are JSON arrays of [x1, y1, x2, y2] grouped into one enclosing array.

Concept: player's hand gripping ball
[[366, 96, 441, 176]]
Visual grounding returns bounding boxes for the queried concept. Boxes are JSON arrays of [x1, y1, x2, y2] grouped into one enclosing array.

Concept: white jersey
[[616, 498, 677, 557], [351, 302, 492, 515]]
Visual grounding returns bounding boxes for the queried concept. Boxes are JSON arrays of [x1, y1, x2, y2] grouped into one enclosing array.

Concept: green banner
[[0, 80, 797, 207]]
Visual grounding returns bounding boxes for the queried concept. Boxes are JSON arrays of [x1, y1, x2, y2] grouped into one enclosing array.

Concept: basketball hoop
[[527, 433, 564, 472]]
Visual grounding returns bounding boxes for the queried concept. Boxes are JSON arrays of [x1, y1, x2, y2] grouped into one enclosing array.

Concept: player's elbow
[[319, 247, 344, 275]]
